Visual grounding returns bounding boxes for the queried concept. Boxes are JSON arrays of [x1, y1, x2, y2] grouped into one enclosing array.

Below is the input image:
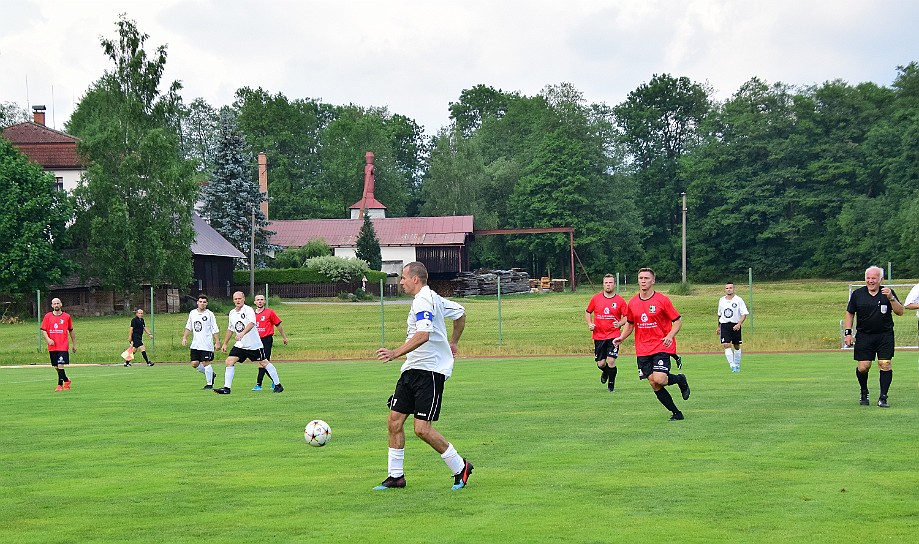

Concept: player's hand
[[221, 344, 227, 353], [71, 345, 76, 353], [47, 339, 54, 346], [612, 337, 622, 346], [662, 336, 674, 348], [283, 337, 289, 345], [450, 342, 459, 356], [733, 324, 741, 331], [235, 333, 243, 342], [612, 319, 621, 328], [377, 348, 395, 362], [844, 334, 853, 347], [181, 338, 187, 347], [881, 287, 894, 299], [588, 323, 595, 331]]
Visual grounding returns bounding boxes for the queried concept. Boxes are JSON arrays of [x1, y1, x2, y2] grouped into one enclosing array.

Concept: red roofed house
[[270, 152, 473, 276], [2, 106, 83, 192]]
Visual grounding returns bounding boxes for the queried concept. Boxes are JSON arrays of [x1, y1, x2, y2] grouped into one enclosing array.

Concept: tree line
[[3, 15, 919, 306]]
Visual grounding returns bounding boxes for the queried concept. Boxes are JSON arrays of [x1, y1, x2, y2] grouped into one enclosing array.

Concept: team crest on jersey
[[648, 305, 657, 313], [641, 313, 649, 323], [724, 308, 734, 318], [881, 305, 888, 314], [235, 322, 245, 332], [202, 315, 208, 321], [194, 322, 203, 332], [603, 307, 610, 315]]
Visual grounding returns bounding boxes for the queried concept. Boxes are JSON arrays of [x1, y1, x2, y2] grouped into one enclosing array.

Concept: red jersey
[[41, 311, 73, 351], [586, 292, 628, 340], [255, 308, 282, 338], [625, 291, 680, 356]]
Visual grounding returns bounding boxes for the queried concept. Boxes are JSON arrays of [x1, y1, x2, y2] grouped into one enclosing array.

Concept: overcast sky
[[1, 0, 916, 134]]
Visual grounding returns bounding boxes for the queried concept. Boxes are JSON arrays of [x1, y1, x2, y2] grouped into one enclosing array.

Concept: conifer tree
[[355, 212, 382, 270]]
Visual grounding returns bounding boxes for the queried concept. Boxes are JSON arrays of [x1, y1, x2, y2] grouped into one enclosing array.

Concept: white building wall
[[54, 169, 83, 192]]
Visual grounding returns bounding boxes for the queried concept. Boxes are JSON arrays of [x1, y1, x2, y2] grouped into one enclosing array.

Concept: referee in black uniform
[[843, 266, 903, 407]]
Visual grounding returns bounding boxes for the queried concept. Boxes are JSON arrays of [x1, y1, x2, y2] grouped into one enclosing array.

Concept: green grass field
[[3, 279, 919, 365], [2, 352, 918, 543]]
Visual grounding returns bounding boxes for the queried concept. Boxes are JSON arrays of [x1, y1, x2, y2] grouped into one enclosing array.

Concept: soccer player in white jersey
[[181, 294, 221, 389], [214, 291, 283, 395], [374, 262, 472, 491], [717, 282, 750, 372]]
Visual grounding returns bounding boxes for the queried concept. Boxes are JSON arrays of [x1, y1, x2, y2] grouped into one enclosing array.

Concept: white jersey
[[185, 309, 219, 351], [401, 285, 466, 378], [904, 283, 919, 318], [228, 304, 263, 350], [718, 295, 749, 324]]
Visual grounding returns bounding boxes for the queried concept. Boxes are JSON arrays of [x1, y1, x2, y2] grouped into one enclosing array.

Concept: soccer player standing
[[41, 297, 76, 392], [615, 268, 690, 421], [374, 262, 472, 491], [127, 308, 154, 366], [585, 274, 628, 392], [717, 282, 749, 372], [182, 295, 221, 389], [215, 292, 283, 394], [251, 294, 289, 391], [843, 266, 903, 407]]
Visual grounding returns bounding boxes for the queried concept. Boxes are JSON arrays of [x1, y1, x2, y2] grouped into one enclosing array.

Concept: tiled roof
[[191, 214, 246, 258], [2, 122, 83, 169], [270, 216, 474, 248]]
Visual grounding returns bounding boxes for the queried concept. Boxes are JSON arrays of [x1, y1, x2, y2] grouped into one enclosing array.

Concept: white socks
[[441, 443, 465, 474], [264, 363, 280, 384], [204, 364, 214, 384], [195, 364, 206, 374], [224, 366, 235, 388], [734, 350, 742, 367], [724, 348, 734, 366], [388, 448, 405, 478]]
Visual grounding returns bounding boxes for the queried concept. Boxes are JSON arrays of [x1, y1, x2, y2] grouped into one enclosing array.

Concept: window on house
[[54, 177, 64, 192]]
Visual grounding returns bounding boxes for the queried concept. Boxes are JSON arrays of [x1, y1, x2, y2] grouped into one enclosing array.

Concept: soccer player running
[[214, 291, 284, 395], [902, 281, 919, 347], [127, 308, 154, 366], [182, 294, 221, 390], [41, 297, 76, 392], [251, 294, 288, 391], [585, 273, 628, 392], [843, 266, 903, 408], [614, 268, 690, 421], [374, 262, 472, 491], [717, 282, 749, 372]]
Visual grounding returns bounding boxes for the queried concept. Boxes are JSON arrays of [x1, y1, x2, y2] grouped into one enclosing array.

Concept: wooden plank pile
[[451, 269, 531, 297]]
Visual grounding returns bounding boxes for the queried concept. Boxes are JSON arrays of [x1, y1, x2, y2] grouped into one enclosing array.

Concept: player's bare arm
[[377, 331, 430, 362]]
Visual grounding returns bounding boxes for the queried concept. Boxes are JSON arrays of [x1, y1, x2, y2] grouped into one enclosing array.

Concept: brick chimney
[[33, 105, 46, 126], [258, 152, 268, 220]]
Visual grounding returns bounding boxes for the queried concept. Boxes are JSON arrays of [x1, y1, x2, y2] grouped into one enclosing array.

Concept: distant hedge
[[234, 268, 388, 285]]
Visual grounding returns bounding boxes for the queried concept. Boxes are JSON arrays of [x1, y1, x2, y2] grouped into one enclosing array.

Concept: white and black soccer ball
[[304, 419, 331, 447]]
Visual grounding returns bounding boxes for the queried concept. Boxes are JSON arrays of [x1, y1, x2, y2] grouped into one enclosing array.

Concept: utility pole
[[249, 210, 255, 297], [681, 192, 687, 285]]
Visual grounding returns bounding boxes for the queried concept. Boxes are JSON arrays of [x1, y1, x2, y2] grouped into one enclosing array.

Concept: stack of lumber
[[451, 269, 530, 296]]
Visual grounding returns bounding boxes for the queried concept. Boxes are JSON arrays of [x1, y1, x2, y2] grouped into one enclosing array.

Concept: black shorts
[[636, 353, 673, 380], [594, 339, 620, 362], [131, 338, 144, 349], [190, 349, 214, 363], [49, 351, 69, 366], [719, 323, 743, 345], [228, 346, 265, 363], [387, 369, 445, 421], [261, 335, 274, 361], [853, 331, 894, 361]]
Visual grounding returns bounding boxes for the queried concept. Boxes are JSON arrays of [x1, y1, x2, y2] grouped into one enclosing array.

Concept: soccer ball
[[304, 419, 331, 447]]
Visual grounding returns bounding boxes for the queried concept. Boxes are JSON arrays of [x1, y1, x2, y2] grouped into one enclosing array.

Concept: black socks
[[879, 369, 892, 397], [856, 368, 869, 395], [654, 388, 679, 413]]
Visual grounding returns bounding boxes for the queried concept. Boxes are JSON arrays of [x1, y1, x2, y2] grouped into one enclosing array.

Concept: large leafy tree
[[199, 110, 274, 268], [67, 15, 198, 310], [0, 139, 74, 298], [614, 74, 711, 278], [180, 97, 220, 174], [0, 101, 30, 128]]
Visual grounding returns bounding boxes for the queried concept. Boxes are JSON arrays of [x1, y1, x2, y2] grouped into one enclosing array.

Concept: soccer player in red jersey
[[252, 294, 288, 391], [585, 274, 628, 392], [40, 297, 77, 392], [615, 268, 690, 420]]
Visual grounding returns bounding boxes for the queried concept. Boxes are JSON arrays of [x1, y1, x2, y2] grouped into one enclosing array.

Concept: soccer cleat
[[272, 383, 284, 393], [146, 362, 155, 366], [63, 380, 71, 390], [673, 354, 683, 369], [600, 368, 608, 384], [669, 412, 685, 421], [877, 396, 890, 408], [202, 384, 214, 390], [124, 361, 132, 367], [55, 385, 63, 392], [213, 387, 231, 394], [677, 374, 691, 400], [607, 386, 615, 393], [373, 475, 406, 490], [452, 459, 474, 490], [252, 384, 263, 391], [859, 396, 869, 406]]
